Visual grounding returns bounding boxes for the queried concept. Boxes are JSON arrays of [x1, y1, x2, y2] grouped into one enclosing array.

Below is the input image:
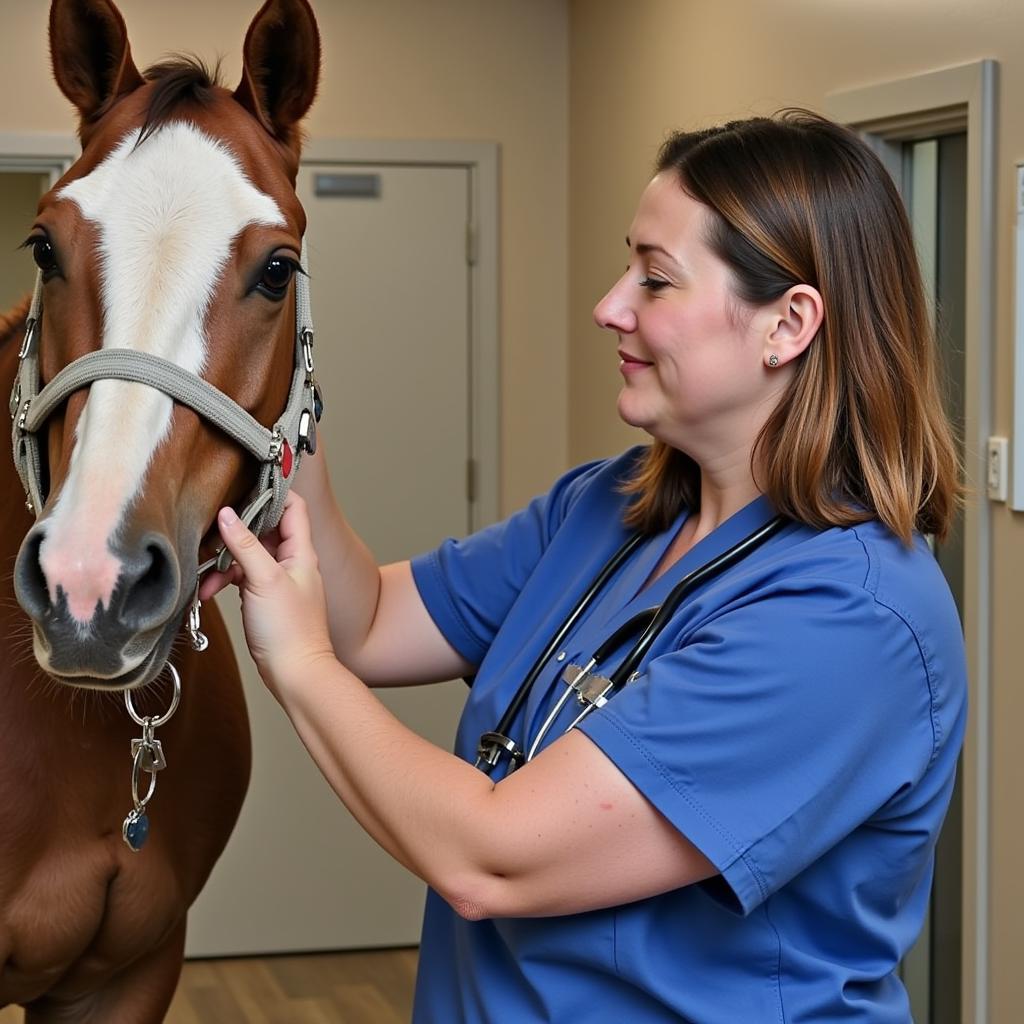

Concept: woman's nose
[[593, 278, 637, 333]]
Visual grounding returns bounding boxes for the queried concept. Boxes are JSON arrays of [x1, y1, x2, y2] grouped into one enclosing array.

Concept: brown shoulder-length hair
[[622, 110, 962, 544]]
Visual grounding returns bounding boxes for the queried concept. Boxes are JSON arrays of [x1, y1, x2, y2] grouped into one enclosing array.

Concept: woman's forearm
[[278, 653, 499, 914], [291, 447, 384, 667], [290, 448, 474, 686]]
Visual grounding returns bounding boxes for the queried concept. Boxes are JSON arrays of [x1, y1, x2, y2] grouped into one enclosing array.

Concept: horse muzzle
[[13, 523, 183, 688]]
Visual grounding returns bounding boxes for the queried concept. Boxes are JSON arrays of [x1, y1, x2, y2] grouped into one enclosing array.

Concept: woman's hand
[[214, 491, 337, 696]]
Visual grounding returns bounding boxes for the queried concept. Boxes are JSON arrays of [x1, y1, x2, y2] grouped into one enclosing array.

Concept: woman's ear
[[762, 284, 823, 370]]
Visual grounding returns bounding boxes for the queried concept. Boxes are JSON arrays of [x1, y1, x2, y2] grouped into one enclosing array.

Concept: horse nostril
[[13, 527, 52, 620], [118, 537, 180, 631]]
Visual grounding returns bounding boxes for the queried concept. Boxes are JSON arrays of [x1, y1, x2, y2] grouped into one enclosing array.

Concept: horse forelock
[[137, 56, 223, 147]]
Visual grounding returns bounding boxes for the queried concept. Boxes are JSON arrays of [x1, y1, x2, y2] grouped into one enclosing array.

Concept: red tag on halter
[[281, 439, 293, 478]]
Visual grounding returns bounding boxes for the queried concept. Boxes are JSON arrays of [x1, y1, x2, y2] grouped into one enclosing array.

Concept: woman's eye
[[31, 238, 58, 275], [257, 256, 298, 299], [639, 276, 670, 292]]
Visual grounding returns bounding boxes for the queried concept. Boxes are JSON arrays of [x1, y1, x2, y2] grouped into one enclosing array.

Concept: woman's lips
[[618, 350, 652, 375]]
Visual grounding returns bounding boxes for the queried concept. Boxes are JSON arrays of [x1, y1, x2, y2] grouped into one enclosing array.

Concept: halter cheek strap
[[9, 240, 321, 575]]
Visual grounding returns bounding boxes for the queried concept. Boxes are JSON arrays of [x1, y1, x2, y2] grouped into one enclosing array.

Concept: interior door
[[186, 162, 474, 955]]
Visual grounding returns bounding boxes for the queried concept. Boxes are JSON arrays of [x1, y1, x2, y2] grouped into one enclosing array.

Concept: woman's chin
[[616, 393, 655, 434]]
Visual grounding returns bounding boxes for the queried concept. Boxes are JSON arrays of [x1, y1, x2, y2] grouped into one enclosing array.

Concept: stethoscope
[[474, 513, 789, 775]]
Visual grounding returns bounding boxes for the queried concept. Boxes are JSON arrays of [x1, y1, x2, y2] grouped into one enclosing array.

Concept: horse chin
[[32, 619, 180, 692]]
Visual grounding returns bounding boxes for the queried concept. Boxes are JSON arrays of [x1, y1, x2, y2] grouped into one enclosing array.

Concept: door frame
[[0, 133, 502, 531], [302, 138, 500, 530], [827, 59, 997, 1024], [0, 133, 76, 186]]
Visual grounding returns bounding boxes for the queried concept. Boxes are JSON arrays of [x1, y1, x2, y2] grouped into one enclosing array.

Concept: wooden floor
[[0, 947, 419, 1024]]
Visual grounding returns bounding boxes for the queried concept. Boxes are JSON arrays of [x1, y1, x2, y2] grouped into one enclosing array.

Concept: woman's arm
[[283, 662, 716, 919], [216, 496, 715, 919]]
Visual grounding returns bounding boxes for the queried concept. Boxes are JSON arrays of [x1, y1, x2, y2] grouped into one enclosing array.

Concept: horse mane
[[137, 56, 224, 146], [0, 295, 31, 352]]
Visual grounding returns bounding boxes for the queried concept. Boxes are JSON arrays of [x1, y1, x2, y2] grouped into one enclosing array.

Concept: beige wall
[[570, 1, 1024, 1019], [0, 0, 570, 515], [0, 172, 47, 312]]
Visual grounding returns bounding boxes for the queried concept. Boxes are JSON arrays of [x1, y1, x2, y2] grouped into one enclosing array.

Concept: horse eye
[[258, 256, 296, 299], [31, 238, 58, 274]]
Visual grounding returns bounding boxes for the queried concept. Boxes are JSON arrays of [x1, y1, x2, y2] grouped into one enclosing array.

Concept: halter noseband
[[9, 240, 322, 577]]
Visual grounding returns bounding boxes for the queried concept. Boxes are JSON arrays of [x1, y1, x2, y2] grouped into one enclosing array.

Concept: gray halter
[[9, 241, 320, 577]]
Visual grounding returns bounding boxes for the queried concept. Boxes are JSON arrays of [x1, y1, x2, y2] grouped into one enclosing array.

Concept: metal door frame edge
[[827, 59, 997, 1024]]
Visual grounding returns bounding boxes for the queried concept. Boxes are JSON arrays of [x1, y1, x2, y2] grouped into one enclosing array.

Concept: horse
[[1, 0, 321, 1019]]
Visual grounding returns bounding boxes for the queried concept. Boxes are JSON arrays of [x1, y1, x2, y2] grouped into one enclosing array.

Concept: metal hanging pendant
[[121, 664, 181, 853], [122, 808, 150, 851], [131, 736, 167, 772]]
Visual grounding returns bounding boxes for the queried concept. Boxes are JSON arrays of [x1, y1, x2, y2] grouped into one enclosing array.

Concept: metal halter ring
[[130, 739, 159, 809], [124, 662, 182, 729]]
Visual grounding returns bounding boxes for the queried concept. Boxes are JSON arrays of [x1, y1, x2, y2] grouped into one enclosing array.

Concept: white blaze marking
[[39, 122, 284, 626]]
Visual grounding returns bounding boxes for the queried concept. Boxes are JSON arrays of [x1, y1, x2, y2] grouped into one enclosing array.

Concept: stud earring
[[768, 354, 779, 368]]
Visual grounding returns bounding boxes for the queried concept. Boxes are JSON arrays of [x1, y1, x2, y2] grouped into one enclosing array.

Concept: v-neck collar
[[586, 492, 779, 637], [518, 492, 781, 755]]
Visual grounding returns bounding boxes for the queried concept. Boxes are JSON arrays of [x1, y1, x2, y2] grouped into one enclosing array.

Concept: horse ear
[[233, 0, 321, 149], [49, 0, 144, 129]]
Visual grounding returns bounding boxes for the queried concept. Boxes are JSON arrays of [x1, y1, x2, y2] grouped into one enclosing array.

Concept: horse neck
[[0, 304, 73, 739]]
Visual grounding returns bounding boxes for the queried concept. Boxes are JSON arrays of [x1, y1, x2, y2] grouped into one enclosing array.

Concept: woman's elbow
[[438, 873, 511, 922]]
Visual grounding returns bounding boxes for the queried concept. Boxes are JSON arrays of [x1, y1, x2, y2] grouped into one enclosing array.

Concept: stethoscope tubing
[[605, 513, 789, 689], [474, 532, 646, 769], [476, 513, 790, 774], [523, 514, 790, 763]]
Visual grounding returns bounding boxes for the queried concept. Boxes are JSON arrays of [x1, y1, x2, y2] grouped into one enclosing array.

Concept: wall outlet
[[987, 436, 1008, 502]]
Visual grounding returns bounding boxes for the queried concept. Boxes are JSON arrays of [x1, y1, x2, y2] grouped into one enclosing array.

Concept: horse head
[[12, 0, 320, 689]]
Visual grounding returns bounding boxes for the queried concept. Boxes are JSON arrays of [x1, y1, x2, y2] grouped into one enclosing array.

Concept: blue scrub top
[[409, 447, 967, 1023]]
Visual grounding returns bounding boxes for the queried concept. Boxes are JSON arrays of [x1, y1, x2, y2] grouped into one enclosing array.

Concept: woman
[[205, 110, 966, 1022]]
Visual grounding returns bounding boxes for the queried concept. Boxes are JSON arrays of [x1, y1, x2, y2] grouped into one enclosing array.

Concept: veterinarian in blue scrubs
[[210, 110, 967, 1023]]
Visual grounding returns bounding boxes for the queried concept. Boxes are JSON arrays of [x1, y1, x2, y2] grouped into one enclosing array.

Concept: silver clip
[[301, 328, 315, 375], [18, 318, 36, 360], [297, 408, 317, 455], [131, 734, 168, 773], [187, 584, 209, 652], [561, 660, 614, 709], [575, 672, 615, 709]]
